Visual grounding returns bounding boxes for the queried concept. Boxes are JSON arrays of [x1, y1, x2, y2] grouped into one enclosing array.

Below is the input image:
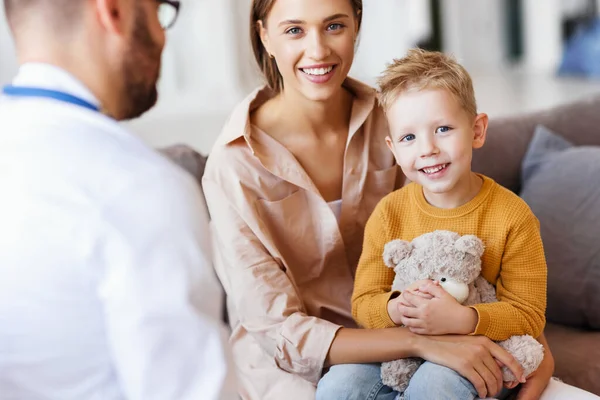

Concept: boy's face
[[385, 88, 488, 202]]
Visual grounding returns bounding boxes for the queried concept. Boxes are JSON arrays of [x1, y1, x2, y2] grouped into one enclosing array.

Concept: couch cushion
[[159, 144, 208, 188], [472, 94, 600, 193], [545, 322, 600, 396], [520, 125, 600, 329]]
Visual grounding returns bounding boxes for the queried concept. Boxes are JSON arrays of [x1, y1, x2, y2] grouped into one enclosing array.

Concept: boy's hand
[[387, 279, 433, 325], [404, 279, 435, 293], [398, 282, 479, 335]]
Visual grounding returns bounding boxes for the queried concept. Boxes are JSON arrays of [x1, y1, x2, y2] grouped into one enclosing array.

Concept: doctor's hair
[[250, 0, 363, 93], [4, 0, 36, 27], [3, 0, 17, 25], [4, 0, 82, 32]]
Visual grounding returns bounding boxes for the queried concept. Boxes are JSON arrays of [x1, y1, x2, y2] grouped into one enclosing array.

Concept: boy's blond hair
[[377, 48, 477, 117]]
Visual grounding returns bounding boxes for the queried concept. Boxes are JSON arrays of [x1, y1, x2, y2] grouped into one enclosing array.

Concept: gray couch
[[472, 95, 600, 395], [162, 93, 600, 396]]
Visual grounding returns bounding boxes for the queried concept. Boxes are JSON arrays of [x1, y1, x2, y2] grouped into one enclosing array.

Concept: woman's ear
[[257, 20, 273, 58], [472, 113, 488, 149]]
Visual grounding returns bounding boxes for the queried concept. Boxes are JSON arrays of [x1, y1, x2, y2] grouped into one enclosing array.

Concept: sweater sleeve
[[471, 213, 547, 340], [351, 201, 398, 329]]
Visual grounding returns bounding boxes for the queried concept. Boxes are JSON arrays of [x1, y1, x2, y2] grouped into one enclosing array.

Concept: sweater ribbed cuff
[[369, 291, 400, 329], [470, 305, 491, 336]]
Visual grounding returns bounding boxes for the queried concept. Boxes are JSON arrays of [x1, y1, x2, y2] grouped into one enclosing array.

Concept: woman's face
[[260, 0, 358, 102]]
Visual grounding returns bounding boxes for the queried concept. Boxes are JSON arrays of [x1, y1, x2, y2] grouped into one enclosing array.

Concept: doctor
[[0, 1, 236, 400]]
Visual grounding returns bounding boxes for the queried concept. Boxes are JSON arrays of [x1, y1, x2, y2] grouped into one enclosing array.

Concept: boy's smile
[[385, 88, 488, 209], [419, 162, 450, 179]]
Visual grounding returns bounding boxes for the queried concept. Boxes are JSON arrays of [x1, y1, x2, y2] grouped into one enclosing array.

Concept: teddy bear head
[[383, 230, 485, 303]]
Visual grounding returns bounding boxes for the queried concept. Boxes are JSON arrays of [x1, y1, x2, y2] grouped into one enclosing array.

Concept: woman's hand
[[417, 335, 525, 399], [516, 333, 554, 400]]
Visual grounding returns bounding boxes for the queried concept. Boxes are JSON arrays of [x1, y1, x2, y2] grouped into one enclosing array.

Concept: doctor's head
[[3, 0, 180, 120]]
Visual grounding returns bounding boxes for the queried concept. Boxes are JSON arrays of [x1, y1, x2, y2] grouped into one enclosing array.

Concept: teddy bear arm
[[474, 275, 498, 304], [462, 282, 482, 307], [391, 273, 409, 293], [497, 335, 545, 382]]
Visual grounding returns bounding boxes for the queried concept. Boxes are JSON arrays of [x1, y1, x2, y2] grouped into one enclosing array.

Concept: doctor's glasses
[[157, 0, 181, 30]]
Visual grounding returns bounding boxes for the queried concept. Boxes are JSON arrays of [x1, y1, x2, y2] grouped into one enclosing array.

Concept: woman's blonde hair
[[377, 48, 477, 117]]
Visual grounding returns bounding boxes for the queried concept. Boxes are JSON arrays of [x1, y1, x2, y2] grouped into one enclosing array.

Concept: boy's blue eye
[[436, 126, 451, 134], [327, 23, 344, 31], [286, 27, 302, 35], [400, 134, 416, 142]]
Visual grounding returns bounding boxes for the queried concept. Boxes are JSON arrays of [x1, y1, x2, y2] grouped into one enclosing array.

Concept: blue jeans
[[316, 363, 397, 400], [403, 362, 478, 400], [316, 362, 487, 400]]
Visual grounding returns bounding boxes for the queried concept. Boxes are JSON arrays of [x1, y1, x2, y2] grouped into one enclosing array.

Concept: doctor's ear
[[96, 0, 132, 36]]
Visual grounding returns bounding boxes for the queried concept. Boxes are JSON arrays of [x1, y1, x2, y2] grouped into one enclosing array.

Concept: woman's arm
[[326, 326, 419, 365], [328, 328, 526, 399], [203, 178, 345, 385]]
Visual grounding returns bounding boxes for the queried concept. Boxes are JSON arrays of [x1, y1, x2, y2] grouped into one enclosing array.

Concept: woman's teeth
[[301, 66, 334, 76], [422, 164, 448, 174]]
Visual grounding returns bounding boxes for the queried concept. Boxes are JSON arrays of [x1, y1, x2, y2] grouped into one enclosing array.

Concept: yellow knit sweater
[[352, 175, 547, 341]]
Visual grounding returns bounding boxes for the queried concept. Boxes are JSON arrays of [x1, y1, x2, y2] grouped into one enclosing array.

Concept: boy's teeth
[[302, 66, 334, 76], [423, 164, 447, 174]]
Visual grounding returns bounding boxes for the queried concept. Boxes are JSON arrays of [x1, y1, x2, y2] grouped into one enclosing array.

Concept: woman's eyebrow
[[278, 13, 350, 27]]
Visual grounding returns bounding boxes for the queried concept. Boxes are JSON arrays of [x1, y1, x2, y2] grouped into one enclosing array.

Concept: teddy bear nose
[[441, 278, 447, 282]]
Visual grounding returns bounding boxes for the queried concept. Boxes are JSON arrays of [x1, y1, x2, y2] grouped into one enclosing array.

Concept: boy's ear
[[385, 135, 394, 152], [472, 113, 488, 149]]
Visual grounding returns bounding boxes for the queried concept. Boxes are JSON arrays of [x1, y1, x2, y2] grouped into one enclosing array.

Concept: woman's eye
[[436, 126, 451, 134], [327, 23, 344, 31], [286, 27, 302, 35], [400, 134, 416, 142]]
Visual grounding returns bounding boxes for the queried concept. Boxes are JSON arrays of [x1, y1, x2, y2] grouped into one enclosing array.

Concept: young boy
[[351, 49, 548, 399]]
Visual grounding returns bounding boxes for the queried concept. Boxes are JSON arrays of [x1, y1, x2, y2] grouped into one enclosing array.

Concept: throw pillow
[[520, 125, 600, 330]]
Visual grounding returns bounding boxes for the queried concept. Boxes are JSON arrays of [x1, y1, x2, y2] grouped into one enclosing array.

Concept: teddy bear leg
[[497, 335, 545, 382], [381, 358, 423, 393]]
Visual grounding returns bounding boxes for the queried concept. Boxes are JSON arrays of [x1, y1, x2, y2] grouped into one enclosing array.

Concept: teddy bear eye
[[441, 278, 447, 282]]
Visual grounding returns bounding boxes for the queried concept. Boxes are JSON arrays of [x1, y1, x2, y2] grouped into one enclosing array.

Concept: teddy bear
[[380, 230, 545, 394]]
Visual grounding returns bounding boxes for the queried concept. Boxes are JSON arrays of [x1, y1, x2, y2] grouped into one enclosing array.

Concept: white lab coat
[[0, 64, 238, 400]]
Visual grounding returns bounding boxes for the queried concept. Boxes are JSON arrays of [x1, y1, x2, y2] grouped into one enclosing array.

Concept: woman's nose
[[305, 31, 331, 61]]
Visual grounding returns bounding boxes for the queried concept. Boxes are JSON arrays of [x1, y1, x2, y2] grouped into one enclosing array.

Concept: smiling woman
[[250, 0, 362, 96], [202, 0, 414, 398]]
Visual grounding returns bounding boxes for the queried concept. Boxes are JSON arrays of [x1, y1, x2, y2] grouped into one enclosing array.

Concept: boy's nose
[[419, 138, 440, 157]]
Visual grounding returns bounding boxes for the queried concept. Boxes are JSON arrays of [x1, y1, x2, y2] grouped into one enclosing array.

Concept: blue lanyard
[[2, 85, 100, 112]]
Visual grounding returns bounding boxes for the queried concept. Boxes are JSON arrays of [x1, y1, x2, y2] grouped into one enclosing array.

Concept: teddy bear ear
[[383, 239, 413, 268], [455, 235, 485, 258]]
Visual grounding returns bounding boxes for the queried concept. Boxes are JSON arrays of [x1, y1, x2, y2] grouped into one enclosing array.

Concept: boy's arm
[[351, 202, 398, 329], [471, 213, 547, 341]]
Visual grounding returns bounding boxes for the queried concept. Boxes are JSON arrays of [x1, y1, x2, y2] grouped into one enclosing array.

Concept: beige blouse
[[202, 78, 402, 400]]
